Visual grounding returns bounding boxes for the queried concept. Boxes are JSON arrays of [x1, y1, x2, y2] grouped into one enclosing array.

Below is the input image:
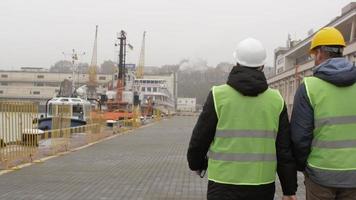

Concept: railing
[[0, 102, 39, 169], [0, 122, 104, 170], [0, 102, 133, 170], [0, 101, 164, 170]]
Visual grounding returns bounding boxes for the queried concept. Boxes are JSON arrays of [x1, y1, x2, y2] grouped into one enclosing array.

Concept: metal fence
[[0, 102, 38, 169], [0, 102, 105, 170], [0, 101, 160, 170]]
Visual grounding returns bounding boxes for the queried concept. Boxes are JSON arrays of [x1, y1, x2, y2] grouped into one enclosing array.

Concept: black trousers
[[207, 180, 275, 200]]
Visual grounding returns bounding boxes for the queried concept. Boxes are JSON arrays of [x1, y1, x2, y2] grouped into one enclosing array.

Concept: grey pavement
[[0, 116, 305, 200]]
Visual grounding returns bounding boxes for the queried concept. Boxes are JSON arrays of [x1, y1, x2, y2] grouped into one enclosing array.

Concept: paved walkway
[[0, 116, 305, 200]]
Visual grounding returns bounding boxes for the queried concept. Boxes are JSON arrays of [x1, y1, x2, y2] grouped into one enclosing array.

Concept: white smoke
[[179, 58, 210, 72]]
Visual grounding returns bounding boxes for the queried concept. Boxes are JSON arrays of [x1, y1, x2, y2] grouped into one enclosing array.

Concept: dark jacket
[[291, 58, 356, 187], [187, 66, 297, 199]]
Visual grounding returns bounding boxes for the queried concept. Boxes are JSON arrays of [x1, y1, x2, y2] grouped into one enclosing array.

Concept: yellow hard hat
[[310, 27, 346, 51]]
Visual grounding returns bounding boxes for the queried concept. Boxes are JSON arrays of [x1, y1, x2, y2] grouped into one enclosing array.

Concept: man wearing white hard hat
[[187, 38, 297, 200]]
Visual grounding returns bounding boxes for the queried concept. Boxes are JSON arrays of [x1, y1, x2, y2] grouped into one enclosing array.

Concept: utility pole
[[63, 49, 85, 96]]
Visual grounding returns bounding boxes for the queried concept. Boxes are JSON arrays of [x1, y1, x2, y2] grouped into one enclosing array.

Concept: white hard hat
[[233, 37, 267, 68]]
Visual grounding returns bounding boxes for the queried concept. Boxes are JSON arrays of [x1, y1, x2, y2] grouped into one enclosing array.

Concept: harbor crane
[[106, 30, 133, 111]]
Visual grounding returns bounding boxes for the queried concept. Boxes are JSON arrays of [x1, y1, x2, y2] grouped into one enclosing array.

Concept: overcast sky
[[0, 0, 352, 69]]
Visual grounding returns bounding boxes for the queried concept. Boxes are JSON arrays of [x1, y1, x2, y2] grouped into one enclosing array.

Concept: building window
[[99, 76, 106, 80], [35, 82, 44, 87], [153, 87, 157, 92], [296, 54, 313, 65], [46, 82, 57, 87], [33, 91, 40, 95], [37, 75, 44, 79], [1, 82, 8, 86], [277, 58, 284, 65], [141, 87, 146, 92], [1, 74, 8, 78], [147, 87, 151, 92], [0, 90, 3, 94], [277, 68, 284, 74]]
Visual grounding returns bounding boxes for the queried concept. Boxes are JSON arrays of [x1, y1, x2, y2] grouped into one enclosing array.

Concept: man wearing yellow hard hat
[[291, 27, 356, 200]]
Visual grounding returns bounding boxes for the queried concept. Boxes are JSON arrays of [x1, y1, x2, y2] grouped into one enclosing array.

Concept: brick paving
[[0, 116, 305, 200]]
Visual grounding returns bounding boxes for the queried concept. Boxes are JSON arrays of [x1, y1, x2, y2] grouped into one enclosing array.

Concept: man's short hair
[[317, 45, 344, 58]]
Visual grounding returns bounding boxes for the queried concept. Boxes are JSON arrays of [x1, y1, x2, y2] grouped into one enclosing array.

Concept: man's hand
[[194, 170, 206, 178], [282, 195, 297, 200]]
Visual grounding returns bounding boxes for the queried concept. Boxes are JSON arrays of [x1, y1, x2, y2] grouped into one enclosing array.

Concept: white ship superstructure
[[133, 78, 175, 113]]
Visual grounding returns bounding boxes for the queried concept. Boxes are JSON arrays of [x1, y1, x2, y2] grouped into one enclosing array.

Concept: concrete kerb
[[0, 119, 160, 176]]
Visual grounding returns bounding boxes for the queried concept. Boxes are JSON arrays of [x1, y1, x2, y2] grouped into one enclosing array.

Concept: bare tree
[[100, 60, 116, 74], [50, 60, 72, 73]]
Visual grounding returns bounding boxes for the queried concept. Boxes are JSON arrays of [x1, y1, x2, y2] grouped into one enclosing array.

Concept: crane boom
[[136, 31, 146, 79], [88, 25, 98, 98]]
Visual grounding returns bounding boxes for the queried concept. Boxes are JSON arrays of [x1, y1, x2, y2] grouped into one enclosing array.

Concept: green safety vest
[[209, 84, 284, 185], [304, 77, 356, 170]]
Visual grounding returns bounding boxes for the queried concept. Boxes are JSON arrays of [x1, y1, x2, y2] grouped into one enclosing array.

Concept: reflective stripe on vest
[[304, 77, 356, 170], [209, 84, 284, 185], [315, 115, 356, 128], [208, 151, 276, 162], [216, 130, 276, 138]]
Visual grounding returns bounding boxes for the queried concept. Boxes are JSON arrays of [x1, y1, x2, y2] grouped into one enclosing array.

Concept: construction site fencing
[[0, 102, 105, 170], [154, 109, 162, 122], [0, 101, 163, 170], [0, 102, 38, 170]]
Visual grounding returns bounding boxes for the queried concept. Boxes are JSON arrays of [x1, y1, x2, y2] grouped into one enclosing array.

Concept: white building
[[177, 98, 196, 112], [0, 67, 112, 102], [268, 2, 356, 113]]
